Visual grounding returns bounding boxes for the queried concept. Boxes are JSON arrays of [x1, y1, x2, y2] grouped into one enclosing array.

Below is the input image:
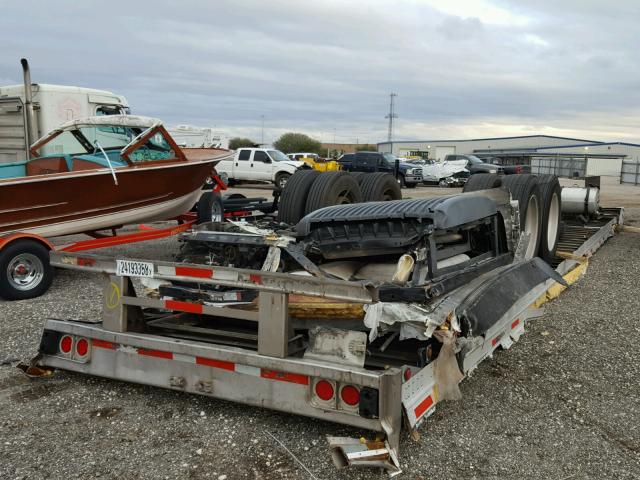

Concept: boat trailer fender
[[0, 233, 55, 251]]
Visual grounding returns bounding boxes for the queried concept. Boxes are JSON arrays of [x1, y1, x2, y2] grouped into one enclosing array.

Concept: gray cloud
[[1, 0, 638, 143]]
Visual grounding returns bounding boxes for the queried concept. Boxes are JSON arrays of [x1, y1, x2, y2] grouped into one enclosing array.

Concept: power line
[[385, 93, 398, 142]]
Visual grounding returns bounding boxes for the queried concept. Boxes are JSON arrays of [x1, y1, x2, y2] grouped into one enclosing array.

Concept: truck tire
[[0, 239, 54, 300], [305, 171, 363, 215], [350, 172, 368, 185], [501, 174, 542, 260], [274, 172, 291, 190], [277, 170, 320, 224], [360, 173, 402, 202], [197, 191, 224, 224], [536, 174, 562, 263], [463, 173, 503, 192]]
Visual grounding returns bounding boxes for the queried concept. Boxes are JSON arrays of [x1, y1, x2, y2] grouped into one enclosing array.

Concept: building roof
[[378, 134, 603, 145]]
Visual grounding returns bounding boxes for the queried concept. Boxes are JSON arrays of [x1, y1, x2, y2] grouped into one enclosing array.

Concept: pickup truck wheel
[[0, 239, 54, 300], [360, 173, 402, 201], [277, 170, 320, 224], [462, 173, 503, 192], [536, 174, 562, 263], [275, 172, 291, 190], [305, 172, 363, 215], [501, 174, 542, 260], [197, 191, 224, 224], [405, 181, 417, 188]]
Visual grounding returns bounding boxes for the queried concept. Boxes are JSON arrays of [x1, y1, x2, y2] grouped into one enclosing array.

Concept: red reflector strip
[[174, 266, 213, 279], [249, 274, 262, 285], [414, 394, 434, 419], [77, 257, 96, 266], [260, 369, 309, 385], [92, 339, 116, 350], [137, 348, 173, 359], [165, 300, 203, 314], [491, 337, 499, 347], [196, 357, 235, 371], [511, 318, 521, 329]]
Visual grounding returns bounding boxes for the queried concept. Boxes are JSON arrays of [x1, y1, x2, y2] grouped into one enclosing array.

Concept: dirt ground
[[0, 179, 639, 479]]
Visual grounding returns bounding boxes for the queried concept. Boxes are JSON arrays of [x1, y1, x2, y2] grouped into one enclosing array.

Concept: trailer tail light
[[57, 334, 90, 362], [339, 385, 360, 407], [76, 338, 89, 357], [59, 335, 73, 355], [314, 379, 335, 401]]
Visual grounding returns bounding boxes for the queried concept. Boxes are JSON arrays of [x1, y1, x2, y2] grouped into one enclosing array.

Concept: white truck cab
[[216, 148, 305, 189], [0, 77, 129, 162]]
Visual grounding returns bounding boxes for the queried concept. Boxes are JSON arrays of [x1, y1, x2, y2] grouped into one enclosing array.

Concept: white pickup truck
[[216, 147, 305, 189]]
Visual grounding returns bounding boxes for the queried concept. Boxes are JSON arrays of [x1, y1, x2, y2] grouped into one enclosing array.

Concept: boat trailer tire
[[277, 169, 320, 224], [305, 171, 363, 215], [536, 174, 562, 263], [360, 173, 402, 202], [0, 239, 54, 300], [196, 191, 224, 224], [502, 174, 543, 260], [463, 173, 503, 192], [274, 172, 291, 190]]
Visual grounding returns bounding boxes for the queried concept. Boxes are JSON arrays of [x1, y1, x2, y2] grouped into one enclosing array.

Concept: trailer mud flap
[[457, 257, 567, 336]]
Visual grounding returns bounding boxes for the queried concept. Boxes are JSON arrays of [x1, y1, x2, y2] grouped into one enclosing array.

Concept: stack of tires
[[463, 173, 561, 263], [277, 171, 402, 225]]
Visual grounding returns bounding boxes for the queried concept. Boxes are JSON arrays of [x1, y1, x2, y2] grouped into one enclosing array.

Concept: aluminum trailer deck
[[28, 207, 622, 476]]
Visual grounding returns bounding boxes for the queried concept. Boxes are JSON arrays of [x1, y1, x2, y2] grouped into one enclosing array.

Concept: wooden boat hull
[[0, 161, 212, 237]]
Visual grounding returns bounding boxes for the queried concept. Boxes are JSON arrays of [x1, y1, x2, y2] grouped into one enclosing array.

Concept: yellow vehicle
[[288, 152, 341, 172]]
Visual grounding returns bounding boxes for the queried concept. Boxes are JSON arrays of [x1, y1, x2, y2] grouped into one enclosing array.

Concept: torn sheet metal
[[303, 327, 367, 368], [363, 302, 431, 342], [327, 437, 401, 477]]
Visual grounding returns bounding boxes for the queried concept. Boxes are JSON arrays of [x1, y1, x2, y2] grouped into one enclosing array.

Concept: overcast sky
[[2, 0, 638, 144]]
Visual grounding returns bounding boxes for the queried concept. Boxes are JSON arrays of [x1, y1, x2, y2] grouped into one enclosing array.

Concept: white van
[[216, 148, 305, 189]]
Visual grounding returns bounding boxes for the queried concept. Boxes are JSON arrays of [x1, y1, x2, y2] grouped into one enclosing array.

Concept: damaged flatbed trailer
[[27, 188, 623, 476]]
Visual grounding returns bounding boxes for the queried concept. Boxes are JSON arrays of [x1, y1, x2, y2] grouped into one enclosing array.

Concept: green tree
[[229, 137, 256, 150], [355, 144, 377, 152], [273, 132, 323, 155]]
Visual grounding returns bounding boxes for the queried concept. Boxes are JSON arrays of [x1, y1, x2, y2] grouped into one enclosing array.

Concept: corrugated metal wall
[[0, 97, 27, 163]]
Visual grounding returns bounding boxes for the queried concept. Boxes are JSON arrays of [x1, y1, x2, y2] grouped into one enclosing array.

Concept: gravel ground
[[0, 197, 638, 479]]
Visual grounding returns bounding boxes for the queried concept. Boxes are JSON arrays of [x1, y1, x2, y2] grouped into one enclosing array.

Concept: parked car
[[216, 148, 305, 189], [445, 154, 504, 175], [483, 156, 531, 175], [338, 151, 423, 187], [420, 158, 470, 187]]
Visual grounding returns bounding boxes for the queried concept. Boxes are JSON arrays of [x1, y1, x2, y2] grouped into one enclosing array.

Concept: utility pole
[[260, 115, 265, 146], [385, 93, 397, 142]]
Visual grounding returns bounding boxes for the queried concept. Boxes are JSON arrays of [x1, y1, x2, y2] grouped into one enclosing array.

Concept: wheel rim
[[278, 176, 289, 189], [546, 192, 560, 250], [336, 189, 356, 204], [439, 179, 448, 187], [7, 253, 44, 291], [211, 200, 223, 222], [524, 195, 540, 259]]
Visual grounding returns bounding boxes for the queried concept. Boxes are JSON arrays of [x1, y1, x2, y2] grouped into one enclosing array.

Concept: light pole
[[260, 115, 265, 146]]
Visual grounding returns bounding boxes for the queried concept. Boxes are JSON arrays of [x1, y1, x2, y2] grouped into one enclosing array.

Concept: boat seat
[[25, 156, 71, 176], [0, 161, 27, 179]]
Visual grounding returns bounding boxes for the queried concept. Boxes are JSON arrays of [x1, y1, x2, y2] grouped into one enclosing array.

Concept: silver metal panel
[[621, 160, 640, 186], [258, 292, 290, 358]]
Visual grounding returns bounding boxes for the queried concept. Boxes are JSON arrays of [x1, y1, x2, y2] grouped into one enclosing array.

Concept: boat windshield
[[40, 125, 144, 156], [38, 125, 175, 162]]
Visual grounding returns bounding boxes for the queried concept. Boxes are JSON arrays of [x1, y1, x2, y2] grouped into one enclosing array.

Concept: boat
[[0, 115, 233, 237]]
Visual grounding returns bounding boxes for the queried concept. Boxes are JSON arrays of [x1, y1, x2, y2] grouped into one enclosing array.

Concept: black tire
[[197, 191, 224, 224], [360, 173, 402, 202], [463, 173, 503, 192], [274, 172, 291, 190], [536, 175, 562, 263], [501, 174, 542, 260], [350, 172, 368, 185], [305, 171, 363, 215], [0, 239, 54, 300], [277, 170, 321, 224]]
